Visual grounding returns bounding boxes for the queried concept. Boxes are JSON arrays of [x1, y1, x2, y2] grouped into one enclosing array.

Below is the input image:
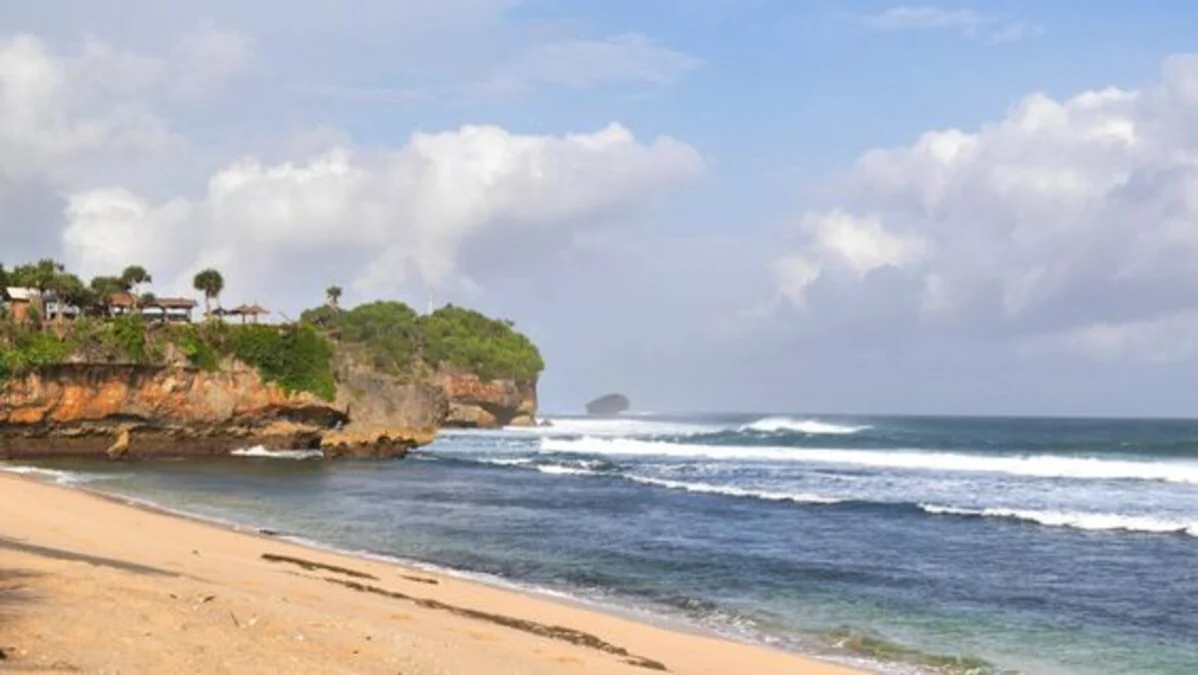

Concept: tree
[[89, 276, 126, 315], [120, 266, 152, 306], [46, 273, 89, 333], [10, 259, 65, 329], [326, 285, 343, 309], [55, 274, 92, 313], [192, 269, 224, 318]]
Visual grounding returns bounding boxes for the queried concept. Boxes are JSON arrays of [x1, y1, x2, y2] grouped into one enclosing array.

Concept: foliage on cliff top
[[0, 316, 337, 401], [301, 301, 543, 381]]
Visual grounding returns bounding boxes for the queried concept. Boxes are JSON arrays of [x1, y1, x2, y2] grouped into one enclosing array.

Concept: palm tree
[[120, 266, 152, 307], [192, 269, 224, 319], [326, 285, 343, 310]]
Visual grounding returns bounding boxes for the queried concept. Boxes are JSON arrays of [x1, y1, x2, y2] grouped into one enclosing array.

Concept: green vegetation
[[0, 324, 72, 377], [223, 323, 336, 400], [823, 627, 1003, 675], [300, 301, 544, 381], [0, 258, 541, 399], [192, 268, 224, 315]]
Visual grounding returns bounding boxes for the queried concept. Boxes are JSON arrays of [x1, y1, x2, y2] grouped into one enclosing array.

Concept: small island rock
[[585, 393, 630, 416]]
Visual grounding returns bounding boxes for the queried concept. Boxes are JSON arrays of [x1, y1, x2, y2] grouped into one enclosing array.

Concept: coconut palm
[[326, 285, 343, 309], [192, 269, 224, 319]]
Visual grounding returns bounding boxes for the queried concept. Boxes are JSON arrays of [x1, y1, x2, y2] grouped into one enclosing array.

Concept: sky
[[5, 1, 1198, 417]]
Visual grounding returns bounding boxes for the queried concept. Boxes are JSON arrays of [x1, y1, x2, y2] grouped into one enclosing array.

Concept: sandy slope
[[0, 472, 861, 674]]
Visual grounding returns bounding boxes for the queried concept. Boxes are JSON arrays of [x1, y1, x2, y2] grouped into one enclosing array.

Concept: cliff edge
[[0, 297, 543, 459]]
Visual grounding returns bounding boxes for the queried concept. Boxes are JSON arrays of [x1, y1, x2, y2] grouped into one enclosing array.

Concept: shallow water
[[9, 413, 1198, 673]]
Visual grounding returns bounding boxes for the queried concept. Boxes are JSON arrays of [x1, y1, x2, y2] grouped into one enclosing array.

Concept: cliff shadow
[[0, 537, 176, 577], [0, 567, 39, 634]]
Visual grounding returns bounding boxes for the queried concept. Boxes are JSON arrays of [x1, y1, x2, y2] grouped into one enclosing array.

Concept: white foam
[[440, 417, 722, 439], [535, 465, 602, 477], [230, 447, 324, 460], [920, 504, 1198, 537], [741, 417, 869, 435], [478, 457, 536, 467], [0, 464, 112, 485], [628, 476, 843, 504], [539, 437, 1198, 484]]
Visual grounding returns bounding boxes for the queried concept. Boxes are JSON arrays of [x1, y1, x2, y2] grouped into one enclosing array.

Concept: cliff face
[[0, 353, 537, 460], [322, 347, 445, 458], [434, 369, 537, 428], [0, 363, 430, 460]]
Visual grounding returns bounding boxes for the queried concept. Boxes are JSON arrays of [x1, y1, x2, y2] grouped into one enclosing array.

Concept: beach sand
[[0, 472, 861, 674]]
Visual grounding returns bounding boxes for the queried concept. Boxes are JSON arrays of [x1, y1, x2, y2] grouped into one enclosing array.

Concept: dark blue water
[[8, 414, 1198, 674]]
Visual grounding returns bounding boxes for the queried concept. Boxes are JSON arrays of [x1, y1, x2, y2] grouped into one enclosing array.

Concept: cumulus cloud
[[170, 24, 254, 98], [0, 35, 171, 180], [61, 123, 703, 304], [0, 27, 251, 183], [772, 54, 1198, 360]]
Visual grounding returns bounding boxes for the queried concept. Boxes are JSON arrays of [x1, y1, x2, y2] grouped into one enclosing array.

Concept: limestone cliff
[[0, 362, 431, 460], [435, 368, 537, 428], [322, 346, 446, 458]]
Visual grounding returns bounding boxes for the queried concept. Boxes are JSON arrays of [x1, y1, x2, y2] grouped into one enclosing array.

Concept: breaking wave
[[920, 504, 1198, 537], [538, 437, 1198, 484], [230, 447, 324, 460], [627, 476, 844, 504], [0, 464, 114, 485], [740, 417, 870, 435]]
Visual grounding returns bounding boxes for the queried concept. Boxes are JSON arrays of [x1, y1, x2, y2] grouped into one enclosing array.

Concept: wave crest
[[538, 437, 1198, 484], [230, 447, 324, 460], [741, 417, 869, 435], [920, 504, 1198, 537], [628, 476, 843, 504]]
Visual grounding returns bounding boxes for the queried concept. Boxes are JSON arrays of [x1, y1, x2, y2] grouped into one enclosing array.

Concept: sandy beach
[[0, 472, 860, 674]]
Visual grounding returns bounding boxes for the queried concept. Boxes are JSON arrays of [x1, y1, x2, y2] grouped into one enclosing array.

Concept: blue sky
[[6, 2, 1198, 415]]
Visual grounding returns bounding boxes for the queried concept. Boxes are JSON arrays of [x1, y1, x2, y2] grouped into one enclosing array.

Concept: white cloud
[[801, 210, 928, 277], [868, 6, 989, 33], [0, 27, 252, 184], [62, 123, 703, 303], [772, 53, 1198, 356], [1023, 311, 1198, 363], [170, 24, 254, 98], [770, 255, 822, 306], [482, 33, 701, 93], [866, 5, 1041, 43]]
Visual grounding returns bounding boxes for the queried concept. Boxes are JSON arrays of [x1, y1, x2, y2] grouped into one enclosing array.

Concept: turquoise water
[[8, 414, 1198, 673]]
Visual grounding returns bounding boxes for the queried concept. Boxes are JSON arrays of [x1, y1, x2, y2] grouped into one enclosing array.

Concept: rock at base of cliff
[[106, 428, 131, 459], [585, 393, 630, 416], [320, 426, 435, 459]]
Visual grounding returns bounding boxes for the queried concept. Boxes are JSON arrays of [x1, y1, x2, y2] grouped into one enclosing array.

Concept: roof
[[107, 292, 136, 308], [147, 297, 197, 310], [227, 304, 269, 315], [5, 287, 39, 301]]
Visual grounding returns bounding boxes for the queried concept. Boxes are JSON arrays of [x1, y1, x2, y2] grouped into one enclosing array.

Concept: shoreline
[[0, 470, 866, 674]]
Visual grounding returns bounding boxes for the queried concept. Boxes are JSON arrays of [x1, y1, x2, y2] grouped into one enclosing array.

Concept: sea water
[[8, 414, 1198, 673]]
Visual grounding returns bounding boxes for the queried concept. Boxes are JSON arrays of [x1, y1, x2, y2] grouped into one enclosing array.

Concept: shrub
[[225, 324, 336, 400], [419, 306, 543, 381], [175, 325, 221, 372]]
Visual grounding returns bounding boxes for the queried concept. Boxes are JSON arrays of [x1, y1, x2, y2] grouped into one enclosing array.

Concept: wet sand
[[0, 472, 862, 674]]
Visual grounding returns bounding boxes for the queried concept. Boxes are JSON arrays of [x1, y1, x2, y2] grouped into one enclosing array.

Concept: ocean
[[6, 413, 1198, 674]]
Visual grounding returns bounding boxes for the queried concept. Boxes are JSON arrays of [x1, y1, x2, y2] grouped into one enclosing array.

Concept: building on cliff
[[4, 287, 44, 324]]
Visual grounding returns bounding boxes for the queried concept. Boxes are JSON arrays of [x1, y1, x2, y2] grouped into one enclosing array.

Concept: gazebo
[[144, 297, 199, 323], [217, 304, 270, 324]]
